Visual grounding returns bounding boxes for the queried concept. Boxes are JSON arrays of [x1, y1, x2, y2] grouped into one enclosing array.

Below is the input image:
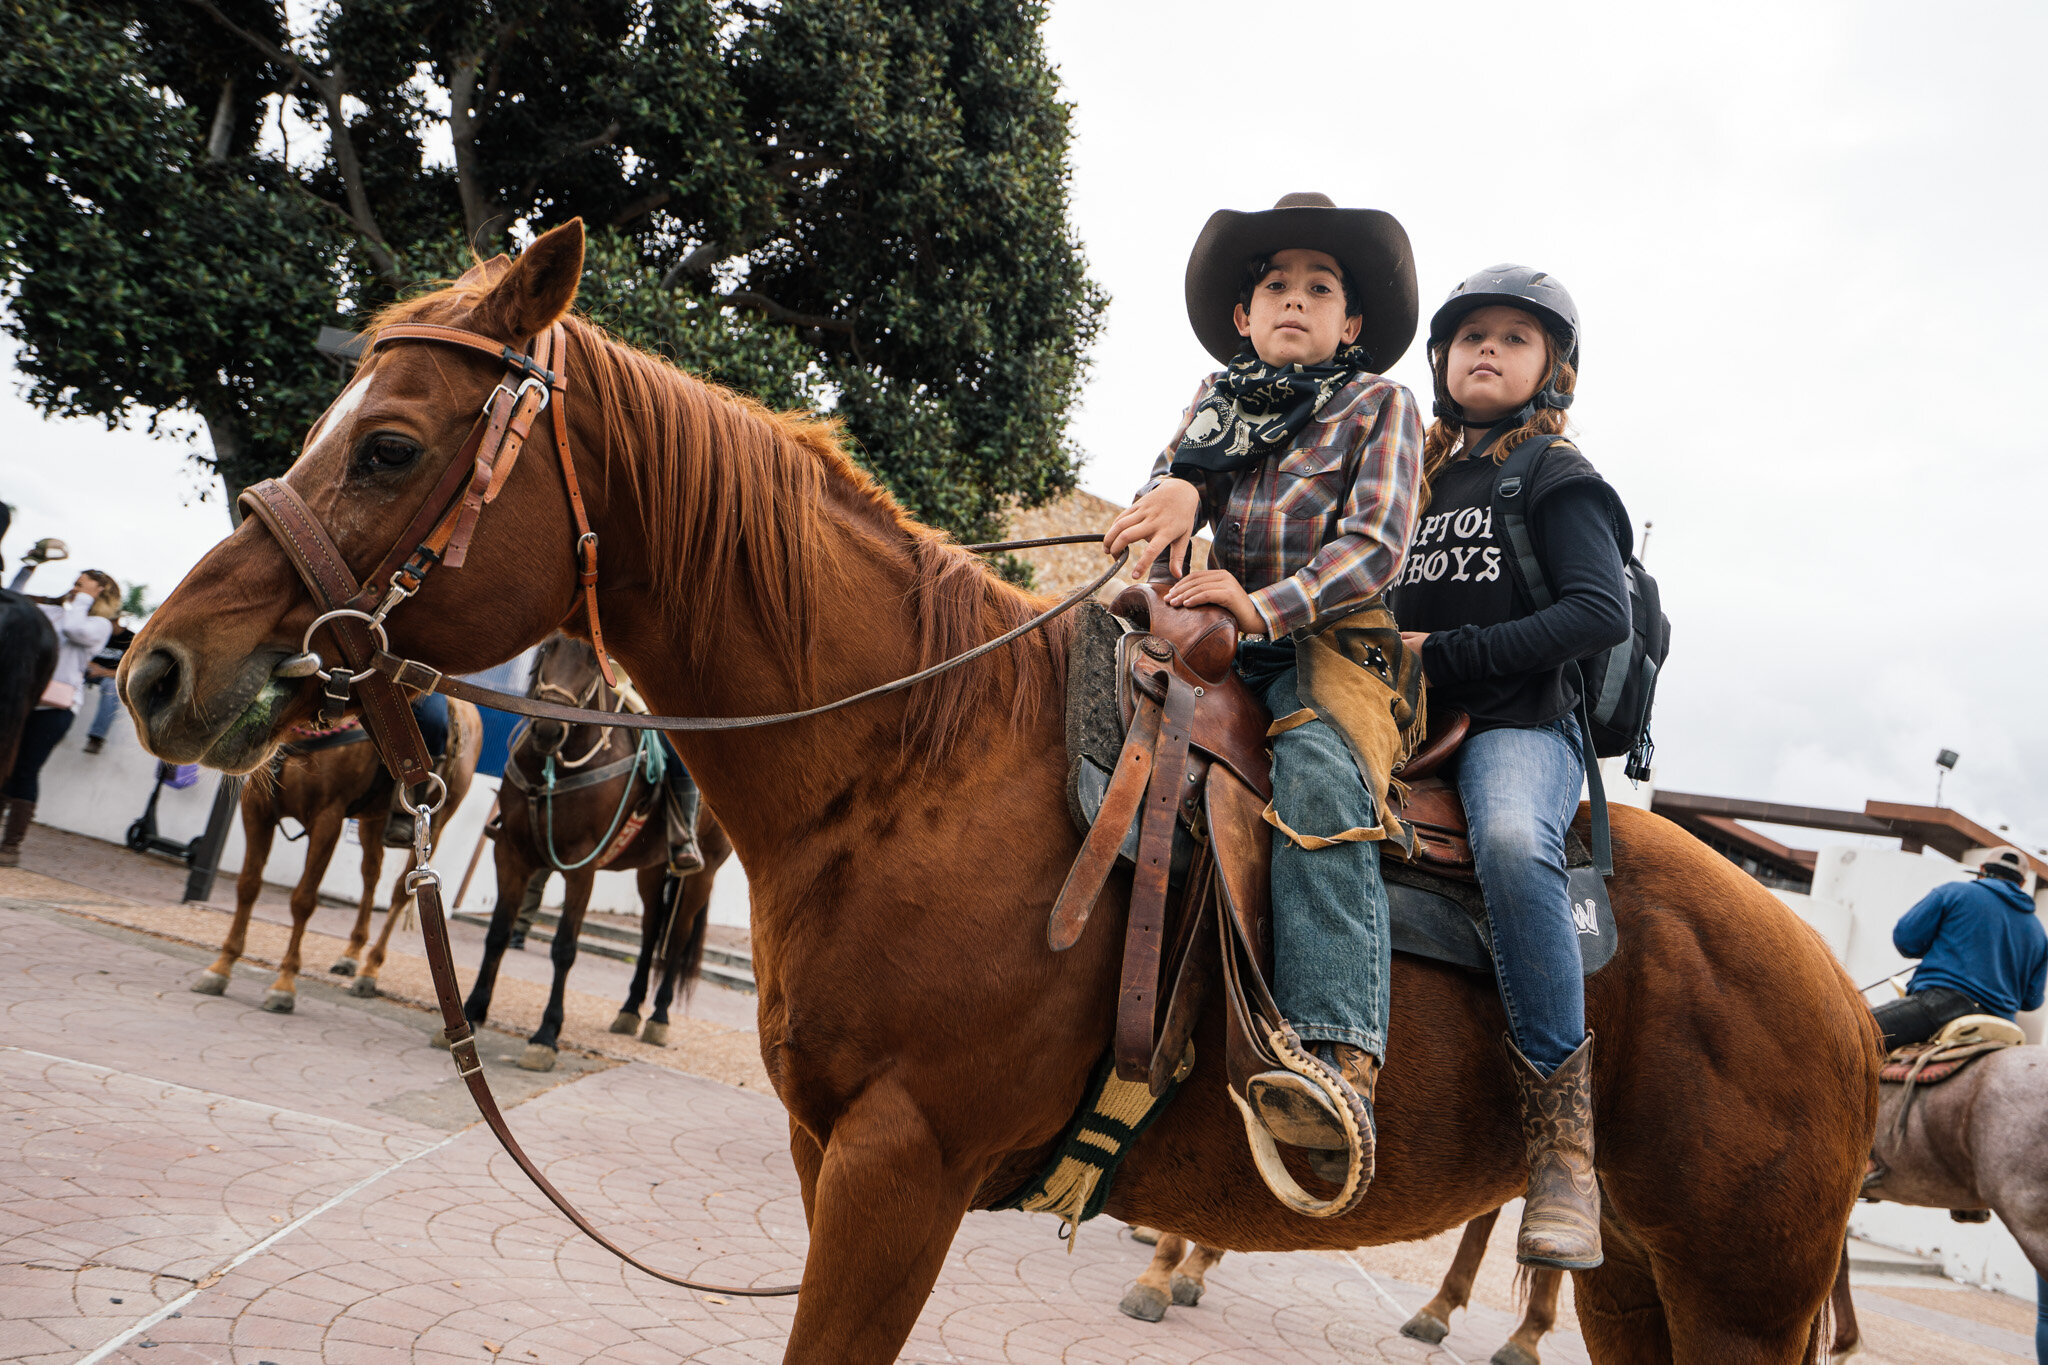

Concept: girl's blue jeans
[[1253, 667, 1390, 1060], [1449, 711, 1589, 1075]]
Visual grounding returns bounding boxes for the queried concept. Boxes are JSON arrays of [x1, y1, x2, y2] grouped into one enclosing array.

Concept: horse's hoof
[[609, 1010, 640, 1035], [347, 976, 378, 998], [260, 990, 296, 1013], [190, 971, 230, 996], [1117, 1284, 1169, 1323], [640, 1020, 668, 1047], [1399, 1310, 1449, 1345], [329, 957, 357, 977], [517, 1044, 558, 1072], [1490, 1343, 1540, 1365], [1128, 1226, 1160, 1245], [1169, 1273, 1203, 1307]]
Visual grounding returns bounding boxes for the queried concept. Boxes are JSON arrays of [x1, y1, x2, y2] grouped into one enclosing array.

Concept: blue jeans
[[87, 677, 124, 741], [2037, 1271, 2045, 1365], [1254, 667, 1391, 1059], [1450, 712, 1588, 1075]]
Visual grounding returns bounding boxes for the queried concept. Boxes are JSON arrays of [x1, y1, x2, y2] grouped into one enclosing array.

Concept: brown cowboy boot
[[0, 798, 35, 868], [1506, 1032, 1603, 1269], [1305, 1045, 1379, 1184]]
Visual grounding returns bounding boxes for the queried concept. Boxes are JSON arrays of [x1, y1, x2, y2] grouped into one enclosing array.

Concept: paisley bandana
[[1170, 338, 1373, 476]]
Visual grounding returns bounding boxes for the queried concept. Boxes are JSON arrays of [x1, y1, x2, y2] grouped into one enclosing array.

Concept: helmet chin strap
[[1431, 354, 1574, 431]]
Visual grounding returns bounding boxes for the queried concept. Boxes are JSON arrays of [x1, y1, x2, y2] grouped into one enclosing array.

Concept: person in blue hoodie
[[1875, 846, 2047, 1050]]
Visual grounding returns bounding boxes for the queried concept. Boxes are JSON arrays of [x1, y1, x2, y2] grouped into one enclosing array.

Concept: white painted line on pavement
[[73, 1127, 465, 1365], [4, 1044, 416, 1143], [1341, 1250, 1469, 1365]]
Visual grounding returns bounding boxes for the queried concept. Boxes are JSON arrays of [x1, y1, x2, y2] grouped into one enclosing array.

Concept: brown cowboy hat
[[1184, 192, 1417, 370]]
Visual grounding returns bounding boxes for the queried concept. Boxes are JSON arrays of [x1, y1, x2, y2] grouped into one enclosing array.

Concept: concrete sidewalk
[[3, 830, 2039, 1362]]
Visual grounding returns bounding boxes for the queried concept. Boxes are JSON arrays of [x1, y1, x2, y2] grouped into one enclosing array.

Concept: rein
[[240, 316, 1123, 1301]]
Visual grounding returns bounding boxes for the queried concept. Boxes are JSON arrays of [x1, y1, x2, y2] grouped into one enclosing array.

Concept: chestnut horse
[[455, 633, 731, 1071], [192, 703, 480, 1011], [121, 221, 1878, 1364]]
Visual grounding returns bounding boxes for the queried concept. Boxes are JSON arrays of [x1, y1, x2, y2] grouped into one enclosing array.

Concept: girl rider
[[1394, 266, 1632, 1269], [1105, 193, 1423, 1189]]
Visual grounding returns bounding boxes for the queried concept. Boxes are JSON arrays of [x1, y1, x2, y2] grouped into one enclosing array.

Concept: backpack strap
[[1490, 435, 1614, 878]]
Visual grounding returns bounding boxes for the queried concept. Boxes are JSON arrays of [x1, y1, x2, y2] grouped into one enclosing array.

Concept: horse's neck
[[590, 427, 946, 864]]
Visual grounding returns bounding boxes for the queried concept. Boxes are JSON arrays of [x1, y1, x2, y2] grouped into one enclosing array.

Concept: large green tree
[[0, 0, 1103, 542]]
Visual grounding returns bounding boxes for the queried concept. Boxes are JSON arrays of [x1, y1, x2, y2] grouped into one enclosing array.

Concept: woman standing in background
[[0, 568, 120, 866]]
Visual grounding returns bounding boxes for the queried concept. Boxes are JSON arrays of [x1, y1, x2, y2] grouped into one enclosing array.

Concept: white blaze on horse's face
[[305, 373, 375, 460]]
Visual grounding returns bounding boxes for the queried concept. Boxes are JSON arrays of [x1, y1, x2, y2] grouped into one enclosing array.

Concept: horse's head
[[522, 633, 611, 759], [123, 220, 594, 773]]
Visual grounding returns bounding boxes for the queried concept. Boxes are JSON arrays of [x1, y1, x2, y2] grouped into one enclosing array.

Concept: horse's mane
[[369, 284, 1071, 764]]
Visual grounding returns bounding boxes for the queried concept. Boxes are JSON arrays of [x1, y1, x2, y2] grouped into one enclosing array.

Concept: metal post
[[182, 775, 242, 902]]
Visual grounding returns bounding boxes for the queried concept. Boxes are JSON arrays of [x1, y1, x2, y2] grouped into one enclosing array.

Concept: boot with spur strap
[[1506, 1032, 1603, 1270]]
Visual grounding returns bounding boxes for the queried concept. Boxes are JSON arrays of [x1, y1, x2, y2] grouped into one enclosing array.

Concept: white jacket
[[40, 595, 113, 712]]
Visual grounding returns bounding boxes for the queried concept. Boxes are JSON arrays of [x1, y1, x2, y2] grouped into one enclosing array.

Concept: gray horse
[[1839, 1044, 2048, 1358]]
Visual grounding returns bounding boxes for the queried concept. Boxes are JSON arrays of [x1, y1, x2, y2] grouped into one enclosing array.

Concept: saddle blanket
[[1879, 1040, 2005, 1087]]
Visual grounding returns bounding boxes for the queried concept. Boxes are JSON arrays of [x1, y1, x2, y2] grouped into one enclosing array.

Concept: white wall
[[1772, 842, 2046, 1299], [32, 687, 752, 928]]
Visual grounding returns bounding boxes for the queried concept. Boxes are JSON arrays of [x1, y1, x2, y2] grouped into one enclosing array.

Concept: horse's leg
[[519, 865, 592, 1071], [194, 788, 271, 996], [454, 839, 532, 1038], [352, 846, 416, 998], [261, 807, 343, 1013], [780, 1090, 982, 1364], [1402, 1209, 1500, 1344], [330, 822, 383, 977], [644, 867, 707, 1046], [613, 865, 664, 1036], [1495, 1266, 1564, 1365], [1169, 1241, 1227, 1308], [1571, 1215, 1673, 1363], [1118, 1232, 1187, 1322], [1828, 1242, 1861, 1357]]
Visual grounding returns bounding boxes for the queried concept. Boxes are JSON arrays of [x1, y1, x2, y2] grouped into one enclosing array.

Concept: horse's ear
[[476, 219, 585, 341]]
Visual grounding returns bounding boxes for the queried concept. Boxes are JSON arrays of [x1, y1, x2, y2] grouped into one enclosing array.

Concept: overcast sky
[[5, 0, 2043, 852]]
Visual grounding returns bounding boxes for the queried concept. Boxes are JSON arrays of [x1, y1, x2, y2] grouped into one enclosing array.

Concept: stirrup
[[1246, 1068, 1349, 1150]]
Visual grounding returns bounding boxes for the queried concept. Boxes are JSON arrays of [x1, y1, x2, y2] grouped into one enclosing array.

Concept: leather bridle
[[236, 316, 1124, 1299]]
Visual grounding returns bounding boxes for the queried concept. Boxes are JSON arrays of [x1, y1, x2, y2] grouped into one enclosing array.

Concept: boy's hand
[[1105, 477, 1200, 581], [1399, 631, 1432, 684], [1165, 569, 1267, 637]]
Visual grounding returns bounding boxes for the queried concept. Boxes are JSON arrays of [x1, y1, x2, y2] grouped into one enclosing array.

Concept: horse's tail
[[674, 893, 710, 1003], [0, 594, 57, 781]]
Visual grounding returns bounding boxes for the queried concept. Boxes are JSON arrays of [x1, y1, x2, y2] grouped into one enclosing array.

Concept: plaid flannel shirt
[[1139, 372, 1423, 639]]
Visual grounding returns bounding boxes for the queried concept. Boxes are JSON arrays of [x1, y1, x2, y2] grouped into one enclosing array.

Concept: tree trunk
[[203, 412, 247, 527], [206, 77, 237, 162]]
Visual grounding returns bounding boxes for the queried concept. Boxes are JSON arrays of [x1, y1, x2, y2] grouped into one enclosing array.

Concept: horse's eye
[[358, 435, 420, 472]]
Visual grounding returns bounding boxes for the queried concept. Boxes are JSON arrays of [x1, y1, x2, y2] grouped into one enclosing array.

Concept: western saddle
[[1051, 587, 1615, 1218]]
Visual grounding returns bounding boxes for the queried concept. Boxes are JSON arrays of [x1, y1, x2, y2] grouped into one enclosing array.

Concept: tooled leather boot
[[1506, 1032, 1603, 1269], [0, 798, 35, 868]]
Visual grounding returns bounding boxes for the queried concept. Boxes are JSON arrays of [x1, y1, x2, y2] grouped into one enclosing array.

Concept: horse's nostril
[[125, 646, 185, 722]]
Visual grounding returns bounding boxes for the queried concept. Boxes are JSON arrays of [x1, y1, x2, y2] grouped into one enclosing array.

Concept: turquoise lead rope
[[542, 730, 666, 871]]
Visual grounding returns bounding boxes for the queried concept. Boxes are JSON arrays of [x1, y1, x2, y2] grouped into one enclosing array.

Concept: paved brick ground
[[4, 835, 2037, 1363]]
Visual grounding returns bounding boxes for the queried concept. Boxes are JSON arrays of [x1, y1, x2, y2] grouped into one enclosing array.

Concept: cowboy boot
[[1506, 1032, 1603, 1270], [0, 798, 35, 868], [1248, 1042, 1378, 1156], [1305, 1045, 1381, 1185], [381, 789, 415, 849], [663, 768, 703, 875]]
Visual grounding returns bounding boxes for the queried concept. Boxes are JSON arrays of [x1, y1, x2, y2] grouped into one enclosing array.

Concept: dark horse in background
[[446, 632, 731, 1072], [0, 589, 57, 789], [122, 221, 1880, 1364]]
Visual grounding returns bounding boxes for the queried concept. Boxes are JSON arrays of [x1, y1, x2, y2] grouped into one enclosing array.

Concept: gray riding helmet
[[1427, 264, 1580, 422]]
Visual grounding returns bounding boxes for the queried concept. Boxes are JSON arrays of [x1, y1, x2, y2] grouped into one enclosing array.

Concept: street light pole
[[182, 775, 241, 902]]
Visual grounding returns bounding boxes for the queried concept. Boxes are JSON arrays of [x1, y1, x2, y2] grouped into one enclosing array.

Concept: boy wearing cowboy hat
[[1106, 192, 1424, 1188]]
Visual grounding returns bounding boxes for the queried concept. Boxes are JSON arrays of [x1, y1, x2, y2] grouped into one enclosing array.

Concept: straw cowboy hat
[[1184, 191, 1418, 371]]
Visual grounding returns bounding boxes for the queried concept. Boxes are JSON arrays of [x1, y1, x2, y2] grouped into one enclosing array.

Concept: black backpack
[[1490, 435, 1671, 873]]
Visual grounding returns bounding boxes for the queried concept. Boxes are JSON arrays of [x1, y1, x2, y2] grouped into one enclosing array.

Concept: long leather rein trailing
[[238, 319, 1125, 1300]]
